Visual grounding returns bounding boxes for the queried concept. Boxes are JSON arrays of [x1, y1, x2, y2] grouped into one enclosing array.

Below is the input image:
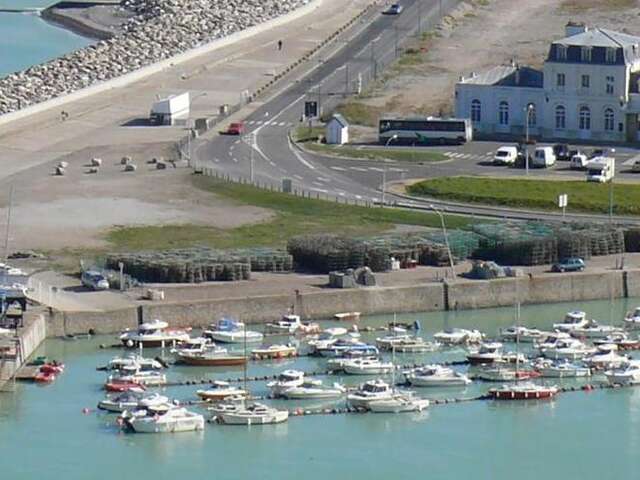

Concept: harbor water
[[0, 1, 90, 78], [1, 296, 639, 479]]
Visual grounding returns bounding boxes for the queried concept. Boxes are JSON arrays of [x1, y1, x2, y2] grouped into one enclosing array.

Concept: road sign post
[[558, 193, 568, 220]]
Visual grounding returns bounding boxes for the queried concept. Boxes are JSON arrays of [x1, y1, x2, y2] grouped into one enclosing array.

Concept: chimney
[[565, 21, 587, 37]]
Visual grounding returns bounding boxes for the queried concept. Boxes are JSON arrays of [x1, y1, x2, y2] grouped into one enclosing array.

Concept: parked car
[[553, 143, 571, 161], [493, 146, 518, 165], [226, 122, 245, 135], [570, 152, 590, 170], [590, 148, 605, 158], [632, 159, 640, 173], [81, 270, 110, 290], [383, 3, 403, 14], [552, 257, 585, 273], [532, 146, 556, 168]]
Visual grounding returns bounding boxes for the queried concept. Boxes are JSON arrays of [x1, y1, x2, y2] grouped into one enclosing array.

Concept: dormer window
[[581, 47, 592, 62], [557, 45, 567, 61], [606, 48, 616, 63]]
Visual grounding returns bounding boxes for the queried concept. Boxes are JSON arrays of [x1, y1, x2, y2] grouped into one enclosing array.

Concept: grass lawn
[[407, 176, 640, 215], [105, 176, 472, 252], [304, 143, 447, 163], [561, 0, 635, 10]]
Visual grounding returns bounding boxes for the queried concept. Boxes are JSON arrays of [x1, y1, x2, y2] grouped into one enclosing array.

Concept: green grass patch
[[292, 125, 325, 143], [333, 102, 382, 127], [407, 176, 640, 215], [561, 0, 634, 10], [304, 143, 447, 163]]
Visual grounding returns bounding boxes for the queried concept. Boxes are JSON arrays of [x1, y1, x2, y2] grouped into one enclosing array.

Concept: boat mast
[[243, 321, 248, 404]]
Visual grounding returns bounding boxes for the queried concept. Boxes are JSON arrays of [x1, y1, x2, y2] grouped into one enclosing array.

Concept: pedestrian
[[277, 40, 283, 51]]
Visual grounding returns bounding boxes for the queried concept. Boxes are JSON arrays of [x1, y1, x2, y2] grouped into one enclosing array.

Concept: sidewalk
[[0, 0, 376, 183]]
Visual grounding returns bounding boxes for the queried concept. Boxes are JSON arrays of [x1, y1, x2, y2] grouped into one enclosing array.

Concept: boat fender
[[82, 408, 91, 414], [126, 340, 134, 348], [582, 384, 593, 391]]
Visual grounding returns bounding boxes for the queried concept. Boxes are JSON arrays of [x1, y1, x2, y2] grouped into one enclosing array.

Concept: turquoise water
[[1, 297, 639, 479], [0, 1, 91, 78]]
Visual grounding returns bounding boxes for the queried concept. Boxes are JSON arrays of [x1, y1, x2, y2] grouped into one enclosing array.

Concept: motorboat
[[207, 398, 245, 418], [101, 354, 166, 372], [98, 391, 169, 413], [472, 365, 541, 382], [215, 403, 289, 425], [375, 335, 437, 353], [251, 344, 297, 360], [120, 319, 190, 348], [488, 382, 559, 400], [204, 319, 264, 344], [347, 379, 394, 409], [267, 370, 306, 397], [315, 338, 377, 358], [433, 328, 484, 346], [104, 377, 146, 393], [175, 345, 246, 366], [605, 360, 640, 385], [467, 342, 505, 365], [499, 326, 545, 343], [405, 365, 472, 387], [593, 332, 640, 351], [623, 307, 640, 330], [583, 345, 628, 370], [541, 338, 596, 361], [368, 392, 430, 413], [327, 351, 378, 372], [265, 314, 302, 334], [533, 359, 591, 378], [108, 370, 167, 386], [334, 312, 361, 322], [307, 328, 350, 353], [121, 404, 205, 433], [280, 379, 346, 399], [170, 337, 212, 355], [196, 381, 248, 401], [553, 311, 589, 332], [342, 357, 394, 375], [570, 320, 623, 339]]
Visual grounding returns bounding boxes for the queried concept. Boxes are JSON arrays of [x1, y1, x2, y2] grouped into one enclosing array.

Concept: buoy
[[583, 384, 593, 391], [82, 408, 91, 414]]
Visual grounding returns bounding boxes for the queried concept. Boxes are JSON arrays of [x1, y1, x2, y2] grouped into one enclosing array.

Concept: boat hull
[[179, 355, 247, 367], [207, 332, 263, 344], [407, 376, 470, 387], [369, 399, 429, 413], [490, 389, 557, 400], [343, 366, 393, 375], [217, 411, 288, 425], [129, 416, 205, 433], [281, 389, 344, 399]]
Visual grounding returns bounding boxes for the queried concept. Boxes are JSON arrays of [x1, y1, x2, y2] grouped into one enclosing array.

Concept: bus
[[378, 117, 472, 145]]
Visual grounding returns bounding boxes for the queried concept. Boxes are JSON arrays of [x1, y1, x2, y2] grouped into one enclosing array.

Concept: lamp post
[[609, 148, 616, 223], [524, 103, 533, 176], [370, 38, 379, 80], [430, 204, 455, 279], [381, 134, 398, 206]]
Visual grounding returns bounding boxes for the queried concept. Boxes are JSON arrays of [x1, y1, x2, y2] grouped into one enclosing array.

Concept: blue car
[[552, 257, 585, 273], [384, 3, 403, 14]]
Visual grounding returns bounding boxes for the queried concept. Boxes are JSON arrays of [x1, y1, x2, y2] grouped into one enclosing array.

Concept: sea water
[[1, 296, 639, 479], [0, 1, 90, 78]]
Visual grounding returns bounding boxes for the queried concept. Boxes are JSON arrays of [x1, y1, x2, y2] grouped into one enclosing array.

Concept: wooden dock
[[14, 366, 39, 381]]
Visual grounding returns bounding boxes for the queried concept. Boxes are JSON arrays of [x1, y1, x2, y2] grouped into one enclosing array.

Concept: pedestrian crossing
[[443, 151, 493, 161], [246, 120, 295, 128]]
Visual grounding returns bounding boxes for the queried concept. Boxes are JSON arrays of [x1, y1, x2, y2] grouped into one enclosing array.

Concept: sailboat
[[489, 300, 559, 401], [368, 314, 430, 413]]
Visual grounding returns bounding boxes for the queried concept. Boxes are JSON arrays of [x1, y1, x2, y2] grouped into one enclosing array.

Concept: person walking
[[277, 40, 283, 51]]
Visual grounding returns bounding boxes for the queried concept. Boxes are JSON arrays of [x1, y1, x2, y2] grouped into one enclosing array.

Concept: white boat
[[327, 352, 378, 372], [347, 379, 394, 409], [553, 311, 589, 332], [205, 319, 264, 344], [535, 331, 572, 351], [368, 393, 430, 413], [216, 402, 289, 425], [541, 338, 596, 361], [583, 345, 628, 370], [251, 344, 297, 360], [102, 354, 165, 372], [307, 328, 349, 353], [489, 382, 559, 400], [593, 332, 640, 350], [196, 381, 248, 401], [334, 312, 361, 322], [120, 319, 191, 348], [405, 365, 472, 387], [472, 365, 540, 382], [170, 337, 212, 355], [281, 379, 346, 399], [121, 404, 205, 433], [375, 335, 436, 353], [265, 314, 302, 334], [98, 392, 169, 413], [433, 328, 484, 346], [623, 307, 640, 330], [605, 360, 640, 385], [108, 370, 167, 386], [533, 359, 591, 378], [499, 326, 545, 343], [342, 357, 394, 375], [267, 369, 305, 397], [467, 342, 505, 365], [570, 320, 623, 339]]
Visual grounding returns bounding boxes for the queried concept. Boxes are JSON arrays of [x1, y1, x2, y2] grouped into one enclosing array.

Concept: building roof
[[550, 27, 640, 65], [553, 28, 640, 48], [458, 65, 543, 88], [329, 113, 349, 128]]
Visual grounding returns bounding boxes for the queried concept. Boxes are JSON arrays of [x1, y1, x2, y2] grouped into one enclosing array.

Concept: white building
[[325, 114, 349, 144], [455, 23, 640, 143]]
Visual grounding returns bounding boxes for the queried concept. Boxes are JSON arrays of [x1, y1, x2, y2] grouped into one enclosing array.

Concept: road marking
[[287, 136, 316, 170], [213, 158, 220, 163], [313, 181, 325, 187], [330, 166, 347, 171], [444, 152, 456, 157], [317, 177, 329, 182], [278, 122, 286, 126], [355, 195, 362, 199], [389, 167, 407, 172], [623, 157, 638, 166], [232, 157, 238, 163], [368, 167, 384, 172], [255, 120, 263, 125], [248, 120, 255, 125], [350, 166, 368, 172], [293, 174, 304, 180], [312, 188, 328, 193]]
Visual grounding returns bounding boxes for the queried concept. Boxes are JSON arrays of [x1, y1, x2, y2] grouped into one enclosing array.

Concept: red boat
[[104, 379, 146, 393], [40, 363, 65, 375], [35, 371, 57, 383], [489, 382, 558, 400]]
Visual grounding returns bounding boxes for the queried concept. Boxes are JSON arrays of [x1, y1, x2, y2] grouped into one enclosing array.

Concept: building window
[[579, 106, 591, 130], [606, 76, 615, 95], [557, 73, 565, 88], [555, 105, 566, 129], [557, 45, 567, 61], [526, 104, 537, 126], [604, 108, 615, 131], [581, 47, 592, 62], [606, 48, 616, 64], [581, 75, 590, 89], [471, 99, 481, 122], [498, 101, 509, 125]]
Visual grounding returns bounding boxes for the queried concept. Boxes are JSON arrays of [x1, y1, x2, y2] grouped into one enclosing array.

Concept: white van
[[493, 146, 518, 165], [586, 157, 615, 183], [570, 152, 590, 170], [533, 146, 556, 168]]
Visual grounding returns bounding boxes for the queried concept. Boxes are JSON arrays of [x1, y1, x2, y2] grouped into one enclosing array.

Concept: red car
[[226, 122, 245, 135]]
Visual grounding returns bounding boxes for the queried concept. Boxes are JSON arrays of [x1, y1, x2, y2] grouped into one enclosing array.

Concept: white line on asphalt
[[355, 195, 362, 199], [293, 174, 304, 180], [278, 122, 286, 126], [256, 120, 263, 125], [234, 140, 241, 144], [389, 168, 407, 172], [330, 166, 347, 171], [350, 166, 368, 172], [368, 167, 384, 172], [248, 121, 255, 125], [313, 181, 325, 187], [232, 158, 238, 163], [312, 188, 328, 193], [623, 157, 638, 166], [287, 136, 316, 170], [214, 158, 220, 163], [317, 177, 329, 182]]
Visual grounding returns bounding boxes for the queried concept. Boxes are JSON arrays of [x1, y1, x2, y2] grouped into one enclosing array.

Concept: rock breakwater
[[0, 0, 309, 115]]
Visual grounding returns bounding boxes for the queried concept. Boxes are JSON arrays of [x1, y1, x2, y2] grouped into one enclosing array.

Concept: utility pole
[[394, 26, 399, 58], [370, 41, 377, 80], [345, 64, 350, 97], [249, 132, 255, 183], [381, 167, 387, 206]]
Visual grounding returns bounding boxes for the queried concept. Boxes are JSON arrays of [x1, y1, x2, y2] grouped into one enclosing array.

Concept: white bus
[[378, 117, 472, 145]]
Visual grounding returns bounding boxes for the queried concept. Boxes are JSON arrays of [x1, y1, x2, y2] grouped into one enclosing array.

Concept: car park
[[532, 146, 556, 168], [493, 146, 518, 165], [553, 143, 571, 161], [552, 257, 585, 273], [570, 152, 590, 170], [383, 3, 403, 14]]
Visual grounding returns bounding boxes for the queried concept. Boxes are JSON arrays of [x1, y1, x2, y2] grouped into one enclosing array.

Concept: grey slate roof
[[329, 113, 349, 127], [459, 65, 543, 88], [554, 28, 640, 48]]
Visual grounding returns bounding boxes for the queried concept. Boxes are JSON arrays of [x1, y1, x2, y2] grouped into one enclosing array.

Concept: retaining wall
[[0, 313, 47, 390], [47, 307, 139, 337]]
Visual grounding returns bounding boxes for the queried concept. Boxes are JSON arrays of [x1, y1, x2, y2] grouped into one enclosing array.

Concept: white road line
[[293, 174, 304, 180], [287, 136, 316, 170], [248, 120, 255, 125], [355, 195, 362, 200], [623, 157, 638, 166], [213, 158, 220, 163], [232, 158, 238, 163], [256, 120, 263, 125], [313, 181, 325, 187], [389, 168, 407, 172], [278, 122, 286, 126], [368, 167, 384, 172], [312, 188, 328, 193], [350, 166, 368, 172], [317, 177, 329, 182], [330, 166, 347, 171], [234, 140, 241, 144], [444, 152, 456, 157]]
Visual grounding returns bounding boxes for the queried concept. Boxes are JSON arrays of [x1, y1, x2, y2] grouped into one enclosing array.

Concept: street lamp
[[609, 148, 616, 223], [430, 204, 456, 280], [524, 103, 533, 176], [381, 135, 398, 206]]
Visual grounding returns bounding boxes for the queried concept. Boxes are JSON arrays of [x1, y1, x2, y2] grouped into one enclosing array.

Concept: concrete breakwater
[[0, 0, 309, 115], [0, 312, 47, 390], [46, 268, 640, 336]]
